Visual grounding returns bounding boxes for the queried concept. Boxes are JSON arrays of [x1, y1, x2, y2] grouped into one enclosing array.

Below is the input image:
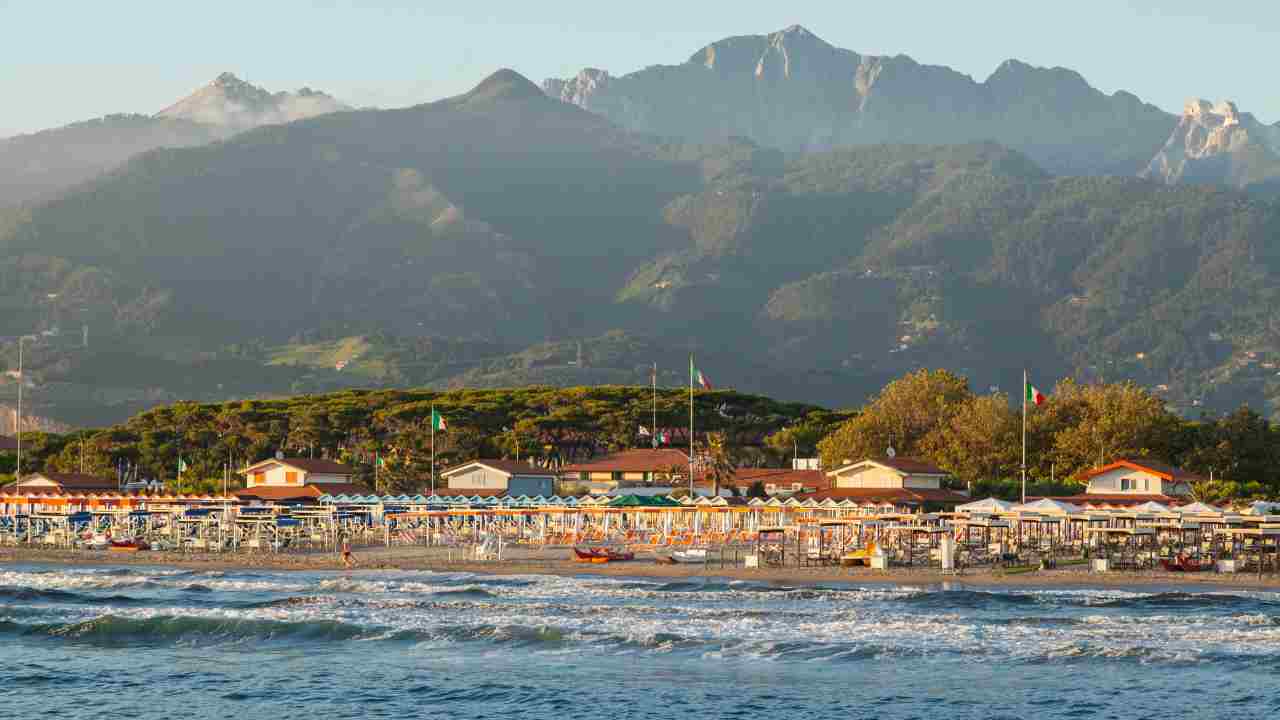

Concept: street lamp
[[14, 335, 28, 500]]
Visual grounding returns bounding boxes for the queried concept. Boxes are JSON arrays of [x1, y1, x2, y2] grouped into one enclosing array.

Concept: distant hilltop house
[[561, 449, 696, 495], [1051, 459, 1199, 507], [1, 472, 119, 494], [440, 460, 558, 497], [235, 457, 366, 503], [801, 457, 970, 510]]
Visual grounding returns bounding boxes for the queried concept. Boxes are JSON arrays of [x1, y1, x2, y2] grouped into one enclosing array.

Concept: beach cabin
[[235, 457, 365, 503], [440, 460, 557, 497]]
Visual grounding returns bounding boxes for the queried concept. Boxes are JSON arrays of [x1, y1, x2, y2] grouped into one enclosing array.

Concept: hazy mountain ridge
[[1, 73, 349, 208], [544, 25, 1177, 176], [156, 72, 350, 128]]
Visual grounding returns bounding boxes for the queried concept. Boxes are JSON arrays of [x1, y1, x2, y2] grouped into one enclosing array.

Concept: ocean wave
[[0, 614, 382, 647], [431, 587, 499, 599], [0, 586, 148, 606]]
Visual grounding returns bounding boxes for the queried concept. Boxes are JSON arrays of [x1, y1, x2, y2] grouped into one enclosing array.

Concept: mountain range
[[546, 25, 1280, 190], [1, 27, 1279, 429]]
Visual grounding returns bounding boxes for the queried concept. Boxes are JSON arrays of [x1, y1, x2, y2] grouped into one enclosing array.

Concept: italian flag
[[690, 357, 711, 390], [431, 409, 447, 431], [1025, 379, 1046, 406]]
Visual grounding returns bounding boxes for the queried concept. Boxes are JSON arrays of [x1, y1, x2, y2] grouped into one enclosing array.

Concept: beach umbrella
[[957, 497, 1015, 513], [1242, 500, 1280, 515], [1014, 498, 1082, 515], [1176, 501, 1222, 515], [317, 494, 334, 503], [1132, 500, 1171, 513]]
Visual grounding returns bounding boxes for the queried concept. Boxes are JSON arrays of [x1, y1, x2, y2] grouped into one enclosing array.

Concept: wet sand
[[5, 545, 1280, 591]]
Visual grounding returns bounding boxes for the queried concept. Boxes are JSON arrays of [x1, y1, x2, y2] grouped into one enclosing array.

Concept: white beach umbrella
[[1132, 500, 1172, 513], [1014, 498, 1082, 515], [956, 497, 1015, 513], [1174, 501, 1222, 514]]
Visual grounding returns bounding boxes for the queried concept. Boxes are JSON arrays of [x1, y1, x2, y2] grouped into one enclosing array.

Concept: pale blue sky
[[3, 0, 1277, 137]]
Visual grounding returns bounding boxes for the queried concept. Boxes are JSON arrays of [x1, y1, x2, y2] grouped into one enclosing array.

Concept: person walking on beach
[[340, 534, 355, 569]]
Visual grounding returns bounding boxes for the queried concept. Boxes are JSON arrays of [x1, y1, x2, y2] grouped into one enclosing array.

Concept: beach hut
[[957, 497, 1016, 514]]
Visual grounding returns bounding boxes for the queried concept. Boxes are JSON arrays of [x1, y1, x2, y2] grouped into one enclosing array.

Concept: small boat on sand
[[668, 549, 707, 564], [1160, 555, 1208, 572], [109, 538, 150, 552], [573, 547, 635, 563]]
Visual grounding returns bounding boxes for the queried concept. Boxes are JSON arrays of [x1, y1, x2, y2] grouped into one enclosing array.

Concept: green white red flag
[[690, 357, 711, 390], [1025, 380, 1046, 406]]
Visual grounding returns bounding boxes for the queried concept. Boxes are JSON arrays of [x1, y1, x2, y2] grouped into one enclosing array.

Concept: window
[[1120, 478, 1132, 491], [285, 471, 298, 485]]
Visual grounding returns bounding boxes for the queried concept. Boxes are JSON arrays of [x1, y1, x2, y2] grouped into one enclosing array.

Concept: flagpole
[[688, 354, 694, 497], [652, 362, 658, 449], [430, 404, 436, 497], [1021, 369, 1027, 505]]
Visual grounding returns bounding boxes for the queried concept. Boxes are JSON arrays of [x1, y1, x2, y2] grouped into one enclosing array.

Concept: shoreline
[[5, 547, 1280, 593]]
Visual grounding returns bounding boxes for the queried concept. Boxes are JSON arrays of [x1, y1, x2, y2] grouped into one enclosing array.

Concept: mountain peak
[[157, 73, 348, 129], [464, 69, 546, 103]]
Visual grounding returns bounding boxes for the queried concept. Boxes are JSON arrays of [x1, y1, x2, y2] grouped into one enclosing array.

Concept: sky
[[3, 0, 1278, 137]]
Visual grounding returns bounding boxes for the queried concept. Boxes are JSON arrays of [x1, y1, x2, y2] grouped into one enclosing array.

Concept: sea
[[0, 564, 1277, 719]]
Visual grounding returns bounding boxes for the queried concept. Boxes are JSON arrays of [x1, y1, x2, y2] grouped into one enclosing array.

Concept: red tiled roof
[[0, 436, 18, 452], [1050, 493, 1179, 507], [563, 449, 693, 473], [728, 468, 830, 490], [1078, 459, 1204, 484], [2, 473, 119, 492], [440, 488, 507, 498], [800, 487, 970, 505], [442, 459, 558, 477], [235, 482, 370, 501]]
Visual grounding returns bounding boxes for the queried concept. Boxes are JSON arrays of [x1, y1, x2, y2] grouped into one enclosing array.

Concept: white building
[[826, 458, 951, 490], [1079, 459, 1197, 498], [440, 459, 558, 497]]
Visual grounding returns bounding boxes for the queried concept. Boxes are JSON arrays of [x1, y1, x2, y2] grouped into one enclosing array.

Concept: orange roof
[[800, 487, 970, 505], [1077, 459, 1204, 484], [728, 468, 829, 490], [563, 449, 693, 474]]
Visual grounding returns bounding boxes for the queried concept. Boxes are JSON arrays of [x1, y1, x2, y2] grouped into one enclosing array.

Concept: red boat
[[573, 547, 635, 563], [1160, 555, 1207, 572], [109, 539, 150, 552]]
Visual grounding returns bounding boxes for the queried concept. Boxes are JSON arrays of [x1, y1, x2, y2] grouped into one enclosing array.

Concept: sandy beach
[[5, 545, 1280, 592]]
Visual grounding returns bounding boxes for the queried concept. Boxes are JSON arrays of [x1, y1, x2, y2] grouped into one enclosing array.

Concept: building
[[728, 467, 828, 497], [561, 449, 694, 494], [440, 460, 558, 497], [1, 472, 119, 494], [827, 458, 953, 490], [235, 457, 365, 503], [801, 457, 969, 510], [1049, 459, 1200, 507]]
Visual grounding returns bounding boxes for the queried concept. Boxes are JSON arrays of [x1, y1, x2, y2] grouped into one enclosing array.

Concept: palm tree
[[706, 432, 737, 498]]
